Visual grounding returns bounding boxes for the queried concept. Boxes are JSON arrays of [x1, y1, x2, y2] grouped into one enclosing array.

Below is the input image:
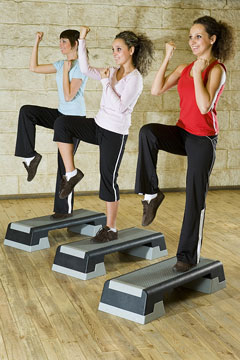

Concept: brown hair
[[193, 16, 234, 62], [60, 29, 79, 48], [115, 31, 154, 76]]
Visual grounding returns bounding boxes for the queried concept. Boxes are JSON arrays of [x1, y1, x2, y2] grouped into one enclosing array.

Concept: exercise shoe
[[59, 168, 84, 199], [50, 213, 73, 220], [172, 261, 196, 272], [23, 153, 42, 182], [142, 191, 165, 226], [90, 226, 118, 243]]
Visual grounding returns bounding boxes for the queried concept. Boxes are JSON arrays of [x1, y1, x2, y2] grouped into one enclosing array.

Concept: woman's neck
[[197, 51, 216, 64], [117, 64, 135, 79], [67, 51, 78, 61]]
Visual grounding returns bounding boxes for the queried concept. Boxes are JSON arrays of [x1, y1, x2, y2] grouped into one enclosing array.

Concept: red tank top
[[176, 60, 226, 136]]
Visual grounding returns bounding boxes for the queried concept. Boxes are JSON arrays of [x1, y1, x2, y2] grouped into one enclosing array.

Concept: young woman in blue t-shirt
[[15, 30, 87, 219]]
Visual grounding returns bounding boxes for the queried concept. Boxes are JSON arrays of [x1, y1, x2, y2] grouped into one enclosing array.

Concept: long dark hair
[[60, 29, 80, 48], [115, 31, 154, 76], [193, 16, 234, 62]]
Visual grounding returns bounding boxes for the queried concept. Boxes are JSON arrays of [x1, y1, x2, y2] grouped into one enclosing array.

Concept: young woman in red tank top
[[135, 16, 234, 272]]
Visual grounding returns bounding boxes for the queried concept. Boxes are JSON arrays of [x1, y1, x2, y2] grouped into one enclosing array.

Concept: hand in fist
[[100, 68, 110, 79]]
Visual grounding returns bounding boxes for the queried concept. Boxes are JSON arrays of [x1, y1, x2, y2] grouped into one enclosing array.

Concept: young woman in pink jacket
[[53, 26, 153, 242]]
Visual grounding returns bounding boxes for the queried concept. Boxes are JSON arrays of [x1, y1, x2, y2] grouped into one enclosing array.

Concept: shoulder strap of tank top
[[180, 61, 194, 78], [204, 59, 226, 82]]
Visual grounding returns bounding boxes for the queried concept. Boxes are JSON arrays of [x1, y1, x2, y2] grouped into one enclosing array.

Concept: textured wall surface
[[0, 0, 239, 196]]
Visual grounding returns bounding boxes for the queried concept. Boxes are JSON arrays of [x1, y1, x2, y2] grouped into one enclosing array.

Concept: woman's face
[[60, 38, 76, 54], [112, 38, 134, 66], [189, 24, 215, 57]]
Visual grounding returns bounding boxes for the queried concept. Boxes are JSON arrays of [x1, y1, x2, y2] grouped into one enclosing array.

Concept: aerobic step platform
[[52, 227, 167, 280], [4, 209, 106, 252], [99, 256, 226, 324]]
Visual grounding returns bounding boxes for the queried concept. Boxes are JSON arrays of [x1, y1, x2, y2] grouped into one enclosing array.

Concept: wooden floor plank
[[191, 307, 240, 359], [180, 312, 239, 360], [0, 328, 8, 360], [153, 315, 220, 360], [139, 323, 182, 360], [0, 190, 239, 360]]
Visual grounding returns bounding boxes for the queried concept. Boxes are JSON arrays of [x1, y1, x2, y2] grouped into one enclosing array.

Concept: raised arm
[[29, 32, 56, 74], [192, 60, 226, 114], [151, 41, 187, 95], [78, 26, 105, 80]]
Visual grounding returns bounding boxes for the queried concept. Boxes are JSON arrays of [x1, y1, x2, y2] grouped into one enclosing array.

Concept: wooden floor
[[0, 190, 239, 360]]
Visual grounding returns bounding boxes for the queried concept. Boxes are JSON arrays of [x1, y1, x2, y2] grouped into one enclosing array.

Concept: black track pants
[[54, 116, 128, 202], [15, 105, 79, 214], [135, 124, 217, 265]]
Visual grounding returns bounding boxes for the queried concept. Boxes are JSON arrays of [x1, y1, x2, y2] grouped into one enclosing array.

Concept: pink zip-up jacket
[[78, 39, 143, 135]]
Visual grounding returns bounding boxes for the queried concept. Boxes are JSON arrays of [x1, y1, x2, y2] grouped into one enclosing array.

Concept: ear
[[210, 34, 217, 45], [129, 46, 135, 56], [72, 40, 78, 50]]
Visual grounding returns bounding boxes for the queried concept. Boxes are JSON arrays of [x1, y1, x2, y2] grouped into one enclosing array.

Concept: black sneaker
[[59, 168, 84, 199], [90, 226, 118, 243], [172, 261, 196, 272], [142, 191, 165, 226], [23, 153, 42, 182], [50, 213, 73, 220]]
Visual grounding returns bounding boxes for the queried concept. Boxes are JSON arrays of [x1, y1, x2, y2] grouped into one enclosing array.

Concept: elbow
[[29, 64, 40, 73], [151, 87, 164, 96], [80, 68, 88, 76], [151, 89, 162, 96], [199, 105, 211, 114], [78, 63, 87, 76], [198, 98, 213, 114], [29, 66, 36, 73], [64, 93, 75, 102], [200, 109, 209, 115]]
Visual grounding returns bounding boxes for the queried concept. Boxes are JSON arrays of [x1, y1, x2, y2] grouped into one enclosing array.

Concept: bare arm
[[151, 41, 187, 95], [62, 61, 83, 102], [193, 60, 225, 114], [29, 32, 56, 74]]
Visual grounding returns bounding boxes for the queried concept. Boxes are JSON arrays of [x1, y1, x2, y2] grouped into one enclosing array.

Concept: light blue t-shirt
[[53, 60, 87, 116]]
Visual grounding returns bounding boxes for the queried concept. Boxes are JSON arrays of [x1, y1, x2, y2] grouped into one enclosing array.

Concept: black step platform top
[[58, 227, 165, 257], [9, 209, 106, 233], [52, 227, 167, 280], [4, 209, 107, 252], [98, 256, 226, 324], [107, 256, 225, 296]]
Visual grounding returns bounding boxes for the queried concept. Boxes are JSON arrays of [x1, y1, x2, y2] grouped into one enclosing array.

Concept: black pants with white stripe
[[135, 124, 218, 265], [53, 116, 128, 202], [15, 105, 80, 214]]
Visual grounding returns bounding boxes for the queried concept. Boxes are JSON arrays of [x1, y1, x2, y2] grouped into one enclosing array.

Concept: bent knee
[[139, 124, 154, 138], [19, 104, 33, 116], [54, 116, 67, 131]]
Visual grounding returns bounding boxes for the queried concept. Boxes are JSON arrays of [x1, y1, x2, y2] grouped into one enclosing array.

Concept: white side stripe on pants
[[67, 192, 73, 214], [67, 138, 80, 214], [112, 135, 125, 202], [196, 136, 216, 263], [197, 208, 205, 263]]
